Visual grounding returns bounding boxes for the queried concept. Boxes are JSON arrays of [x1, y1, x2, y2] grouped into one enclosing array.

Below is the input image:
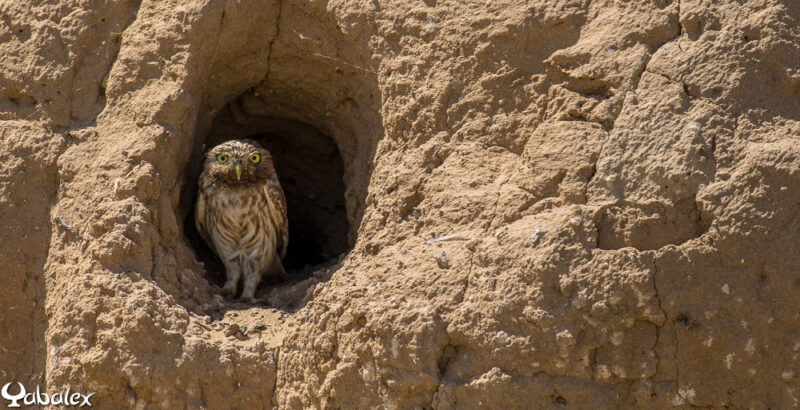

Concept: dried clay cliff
[[1, 0, 800, 408]]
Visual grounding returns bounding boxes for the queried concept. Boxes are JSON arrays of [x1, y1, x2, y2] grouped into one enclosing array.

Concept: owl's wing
[[264, 179, 289, 259], [195, 188, 213, 251]]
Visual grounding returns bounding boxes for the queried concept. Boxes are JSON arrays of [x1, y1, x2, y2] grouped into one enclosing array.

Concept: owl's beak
[[234, 164, 243, 180]]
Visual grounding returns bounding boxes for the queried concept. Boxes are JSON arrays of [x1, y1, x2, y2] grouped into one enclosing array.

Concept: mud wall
[[1, 0, 799, 408]]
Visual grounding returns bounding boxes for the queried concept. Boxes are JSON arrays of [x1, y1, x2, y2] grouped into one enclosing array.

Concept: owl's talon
[[220, 285, 237, 297]]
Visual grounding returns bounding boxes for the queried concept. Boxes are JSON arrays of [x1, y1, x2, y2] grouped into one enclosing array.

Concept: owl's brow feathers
[[207, 139, 266, 158]]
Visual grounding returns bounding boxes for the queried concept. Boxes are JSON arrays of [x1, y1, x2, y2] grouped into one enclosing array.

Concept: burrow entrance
[[185, 101, 350, 284], [176, 4, 383, 308], [182, 88, 380, 308]]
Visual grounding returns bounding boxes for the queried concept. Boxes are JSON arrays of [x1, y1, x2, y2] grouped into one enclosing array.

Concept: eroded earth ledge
[[1, 0, 799, 408]]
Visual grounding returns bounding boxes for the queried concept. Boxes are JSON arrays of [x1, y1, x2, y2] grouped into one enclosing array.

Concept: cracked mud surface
[[1, 0, 800, 408]]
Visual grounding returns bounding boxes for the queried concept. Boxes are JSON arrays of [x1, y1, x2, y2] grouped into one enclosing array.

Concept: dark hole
[[676, 312, 691, 327], [184, 107, 350, 288]]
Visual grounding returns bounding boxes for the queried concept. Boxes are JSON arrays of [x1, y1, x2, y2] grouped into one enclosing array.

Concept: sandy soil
[[1, 0, 799, 408]]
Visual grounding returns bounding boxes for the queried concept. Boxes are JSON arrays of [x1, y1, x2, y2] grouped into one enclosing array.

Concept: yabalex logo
[[1, 382, 94, 407]]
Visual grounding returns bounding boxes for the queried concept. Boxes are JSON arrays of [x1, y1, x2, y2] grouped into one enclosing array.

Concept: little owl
[[195, 139, 288, 302]]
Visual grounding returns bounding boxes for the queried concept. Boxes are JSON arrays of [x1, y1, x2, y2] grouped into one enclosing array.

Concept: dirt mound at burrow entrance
[[1, 0, 799, 407]]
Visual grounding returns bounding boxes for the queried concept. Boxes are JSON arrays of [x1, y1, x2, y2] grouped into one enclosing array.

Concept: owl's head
[[202, 139, 275, 185]]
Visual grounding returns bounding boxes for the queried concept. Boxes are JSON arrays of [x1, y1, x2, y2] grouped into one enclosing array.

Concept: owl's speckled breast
[[206, 184, 277, 263]]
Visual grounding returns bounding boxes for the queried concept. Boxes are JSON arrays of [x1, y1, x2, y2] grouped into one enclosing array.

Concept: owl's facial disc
[[206, 140, 268, 185]]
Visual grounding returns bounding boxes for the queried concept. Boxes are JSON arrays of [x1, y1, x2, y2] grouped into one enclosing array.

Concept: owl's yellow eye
[[249, 153, 261, 164], [216, 154, 229, 163]]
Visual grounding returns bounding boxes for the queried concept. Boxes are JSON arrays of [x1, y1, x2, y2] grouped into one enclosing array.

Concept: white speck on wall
[[678, 387, 696, 401], [391, 338, 399, 358], [362, 361, 376, 382], [745, 338, 755, 354], [782, 370, 796, 380], [495, 331, 509, 345], [749, 369, 756, 376], [611, 331, 624, 346], [703, 336, 713, 347], [671, 394, 685, 406], [530, 226, 544, 247], [725, 353, 735, 369], [633, 288, 647, 307], [426, 16, 436, 30], [596, 364, 611, 379], [556, 329, 575, 346], [721, 283, 730, 294], [740, 320, 748, 329]]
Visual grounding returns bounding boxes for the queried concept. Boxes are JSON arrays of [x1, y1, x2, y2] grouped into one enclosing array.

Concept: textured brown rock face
[[1, 0, 799, 408]]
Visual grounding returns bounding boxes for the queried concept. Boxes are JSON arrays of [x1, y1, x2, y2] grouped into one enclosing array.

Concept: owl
[[195, 139, 289, 302]]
